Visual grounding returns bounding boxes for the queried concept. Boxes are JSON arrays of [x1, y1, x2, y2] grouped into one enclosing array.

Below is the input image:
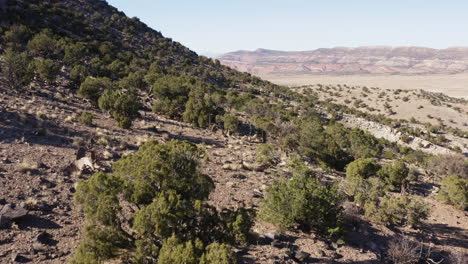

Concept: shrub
[[298, 118, 351, 170], [63, 42, 87, 66], [342, 176, 385, 207], [156, 235, 199, 264], [219, 113, 240, 134], [437, 175, 467, 210], [119, 71, 146, 90], [387, 238, 420, 264], [72, 140, 251, 263], [259, 166, 342, 236], [346, 158, 381, 179], [346, 128, 383, 158], [426, 154, 468, 179], [27, 30, 60, 58], [3, 24, 32, 49], [35, 58, 60, 83], [183, 86, 224, 128], [70, 64, 88, 88], [152, 75, 191, 118], [365, 195, 429, 227], [98, 89, 141, 129], [2, 49, 35, 89], [79, 111, 94, 126], [78, 77, 113, 105], [256, 143, 279, 166], [200, 243, 237, 264], [378, 160, 409, 191]]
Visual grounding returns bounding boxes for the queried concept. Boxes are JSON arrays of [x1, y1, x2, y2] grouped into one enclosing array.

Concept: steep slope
[[218, 46, 468, 75], [0, 0, 265, 89]]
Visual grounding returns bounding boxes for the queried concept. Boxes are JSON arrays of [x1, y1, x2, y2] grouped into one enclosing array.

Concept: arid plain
[[264, 73, 468, 99]]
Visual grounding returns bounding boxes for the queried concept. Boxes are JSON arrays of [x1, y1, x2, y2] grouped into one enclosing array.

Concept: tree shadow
[[17, 214, 62, 230], [414, 223, 467, 249], [169, 133, 225, 148], [0, 110, 89, 149], [410, 181, 439, 197]]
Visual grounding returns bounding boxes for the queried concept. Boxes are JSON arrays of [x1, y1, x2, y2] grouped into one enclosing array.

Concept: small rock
[[252, 189, 263, 198], [271, 239, 283, 248], [33, 241, 47, 251], [102, 150, 116, 160], [332, 252, 343, 259], [0, 203, 28, 228], [11, 252, 19, 262], [232, 174, 247, 180], [293, 250, 310, 262], [36, 231, 51, 244], [264, 232, 280, 240]]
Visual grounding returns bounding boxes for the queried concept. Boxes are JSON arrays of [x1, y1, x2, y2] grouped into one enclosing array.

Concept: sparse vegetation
[[98, 89, 141, 128], [1, 1, 466, 263], [255, 143, 279, 166], [79, 111, 94, 126], [259, 164, 343, 236], [437, 175, 467, 210], [34, 58, 60, 83], [2, 48, 35, 89], [72, 140, 252, 263], [387, 238, 420, 264]]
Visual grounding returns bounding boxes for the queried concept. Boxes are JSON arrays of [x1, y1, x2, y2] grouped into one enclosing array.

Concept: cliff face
[[218, 47, 468, 75]]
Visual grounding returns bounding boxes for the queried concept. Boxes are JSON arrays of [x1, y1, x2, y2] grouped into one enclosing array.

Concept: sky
[[107, 0, 468, 56]]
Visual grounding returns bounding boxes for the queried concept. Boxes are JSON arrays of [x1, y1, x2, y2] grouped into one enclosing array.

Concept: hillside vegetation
[[0, 1, 466, 264]]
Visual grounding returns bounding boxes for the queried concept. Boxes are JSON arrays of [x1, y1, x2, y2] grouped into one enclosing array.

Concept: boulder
[[292, 250, 310, 262], [0, 203, 28, 228]]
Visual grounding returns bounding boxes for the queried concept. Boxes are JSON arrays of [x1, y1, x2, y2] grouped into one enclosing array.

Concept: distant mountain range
[[217, 46, 468, 75]]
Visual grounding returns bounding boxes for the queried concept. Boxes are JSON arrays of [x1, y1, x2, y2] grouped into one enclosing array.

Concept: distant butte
[[217, 46, 468, 75]]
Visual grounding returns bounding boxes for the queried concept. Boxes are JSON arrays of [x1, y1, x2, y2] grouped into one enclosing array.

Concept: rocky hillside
[[0, 1, 467, 264], [218, 47, 468, 75]]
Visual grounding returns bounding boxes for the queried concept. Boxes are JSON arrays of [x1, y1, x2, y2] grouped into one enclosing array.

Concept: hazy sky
[[107, 0, 468, 55]]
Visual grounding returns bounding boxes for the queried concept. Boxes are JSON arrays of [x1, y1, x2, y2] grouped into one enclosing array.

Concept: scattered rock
[[102, 150, 116, 160], [32, 231, 53, 252], [292, 250, 310, 262], [222, 163, 242, 171], [74, 156, 95, 171], [11, 252, 19, 262], [331, 252, 343, 259], [252, 189, 263, 198], [264, 232, 281, 240], [271, 239, 283, 248], [232, 174, 247, 180], [242, 161, 267, 171], [0, 203, 28, 228]]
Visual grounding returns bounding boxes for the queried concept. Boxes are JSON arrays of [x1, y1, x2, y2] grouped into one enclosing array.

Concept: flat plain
[[264, 73, 468, 99]]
